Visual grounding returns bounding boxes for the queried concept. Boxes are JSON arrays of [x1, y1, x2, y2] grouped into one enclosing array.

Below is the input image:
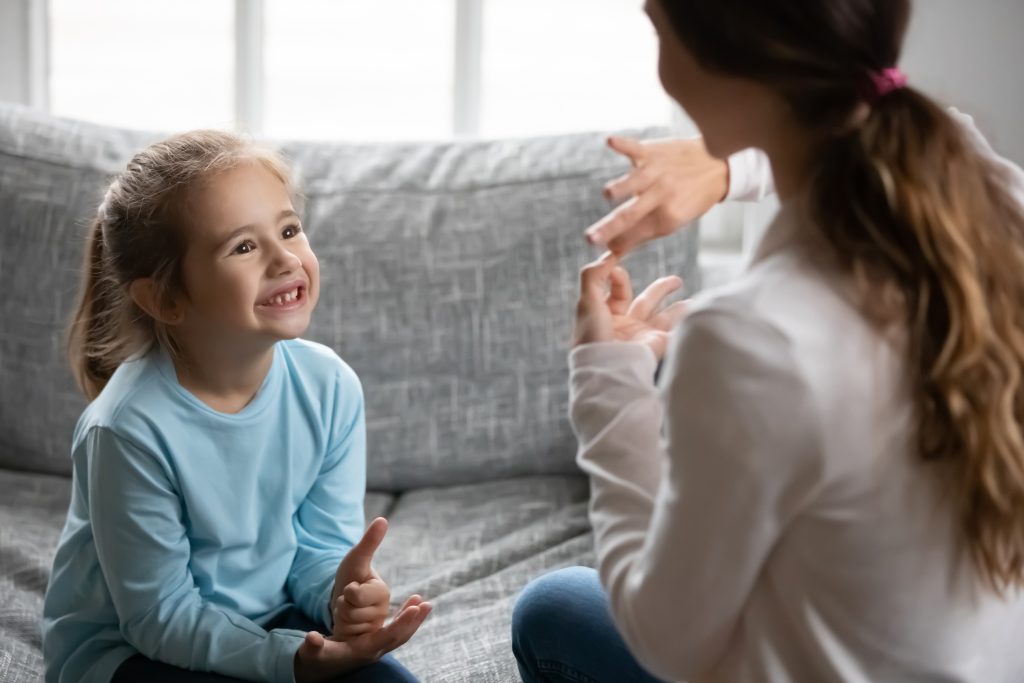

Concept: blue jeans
[[110, 606, 418, 683], [512, 566, 668, 683]]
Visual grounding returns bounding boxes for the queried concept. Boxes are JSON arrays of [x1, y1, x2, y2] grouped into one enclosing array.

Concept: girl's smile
[[256, 281, 309, 313]]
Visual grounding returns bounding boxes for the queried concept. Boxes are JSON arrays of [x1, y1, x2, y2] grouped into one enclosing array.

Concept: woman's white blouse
[[569, 112, 1024, 683]]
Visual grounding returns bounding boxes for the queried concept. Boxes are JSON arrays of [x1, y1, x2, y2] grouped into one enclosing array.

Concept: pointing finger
[[339, 517, 388, 581], [606, 136, 646, 166]]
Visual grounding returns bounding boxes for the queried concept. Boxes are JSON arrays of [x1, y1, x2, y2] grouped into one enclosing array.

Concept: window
[[49, 0, 234, 132], [480, 0, 667, 138], [263, 0, 455, 141], [46, 0, 672, 140]]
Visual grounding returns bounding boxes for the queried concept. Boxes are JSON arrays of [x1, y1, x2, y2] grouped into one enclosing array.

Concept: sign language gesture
[[293, 518, 431, 683], [331, 517, 392, 640], [585, 136, 729, 255], [574, 252, 688, 360]]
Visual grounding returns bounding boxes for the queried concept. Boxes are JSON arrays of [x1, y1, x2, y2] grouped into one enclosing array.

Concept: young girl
[[42, 131, 431, 683], [514, 0, 1024, 681]]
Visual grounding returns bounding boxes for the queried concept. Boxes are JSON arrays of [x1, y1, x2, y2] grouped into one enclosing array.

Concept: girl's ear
[[129, 278, 185, 326]]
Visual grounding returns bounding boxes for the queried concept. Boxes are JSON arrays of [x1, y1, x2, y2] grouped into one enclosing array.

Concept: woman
[[512, 1, 1024, 681]]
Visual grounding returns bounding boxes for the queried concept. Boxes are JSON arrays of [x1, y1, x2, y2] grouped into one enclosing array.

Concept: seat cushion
[[0, 469, 69, 683], [0, 467, 593, 682]]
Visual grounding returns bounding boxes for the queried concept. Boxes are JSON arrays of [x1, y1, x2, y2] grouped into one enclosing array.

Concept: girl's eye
[[232, 239, 256, 255], [282, 224, 302, 239]]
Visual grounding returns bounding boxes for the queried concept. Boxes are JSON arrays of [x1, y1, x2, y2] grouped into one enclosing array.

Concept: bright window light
[[264, 0, 454, 141], [49, 0, 234, 132]]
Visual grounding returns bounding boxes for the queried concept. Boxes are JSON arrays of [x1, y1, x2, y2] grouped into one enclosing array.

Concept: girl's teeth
[[265, 288, 299, 306]]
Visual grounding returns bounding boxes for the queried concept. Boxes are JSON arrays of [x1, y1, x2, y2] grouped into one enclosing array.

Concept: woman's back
[[696, 212, 1024, 681]]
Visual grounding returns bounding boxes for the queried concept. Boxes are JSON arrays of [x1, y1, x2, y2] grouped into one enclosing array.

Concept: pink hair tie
[[868, 67, 908, 100]]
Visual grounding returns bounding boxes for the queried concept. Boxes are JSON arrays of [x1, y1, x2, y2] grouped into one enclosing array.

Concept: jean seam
[[536, 658, 601, 683]]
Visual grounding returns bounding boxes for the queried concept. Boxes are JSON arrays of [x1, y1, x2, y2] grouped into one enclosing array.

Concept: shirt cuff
[[725, 148, 772, 202], [317, 577, 336, 631], [269, 629, 306, 683], [570, 341, 658, 378]]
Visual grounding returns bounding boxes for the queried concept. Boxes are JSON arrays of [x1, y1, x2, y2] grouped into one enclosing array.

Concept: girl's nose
[[267, 243, 302, 276]]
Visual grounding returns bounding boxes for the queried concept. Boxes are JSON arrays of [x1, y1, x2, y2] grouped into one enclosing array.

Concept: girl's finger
[[397, 594, 424, 613], [366, 604, 421, 654], [343, 579, 390, 608], [628, 276, 684, 321], [603, 166, 655, 203], [585, 190, 662, 247], [332, 620, 377, 638], [336, 601, 389, 624], [296, 630, 326, 662], [651, 300, 689, 331], [373, 602, 434, 655], [607, 267, 633, 315], [607, 136, 646, 166]]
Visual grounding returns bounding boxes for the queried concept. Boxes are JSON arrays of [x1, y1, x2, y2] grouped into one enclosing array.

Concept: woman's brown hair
[[68, 130, 294, 400], [659, 0, 1024, 592]]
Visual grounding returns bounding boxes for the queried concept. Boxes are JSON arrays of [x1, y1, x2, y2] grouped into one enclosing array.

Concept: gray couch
[[0, 103, 699, 682]]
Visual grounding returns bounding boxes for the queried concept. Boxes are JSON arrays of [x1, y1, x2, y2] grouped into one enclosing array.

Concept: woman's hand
[[586, 136, 729, 255], [574, 252, 688, 360], [294, 596, 431, 683]]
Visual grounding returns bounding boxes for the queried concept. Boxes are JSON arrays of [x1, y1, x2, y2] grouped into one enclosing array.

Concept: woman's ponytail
[[811, 89, 1024, 592]]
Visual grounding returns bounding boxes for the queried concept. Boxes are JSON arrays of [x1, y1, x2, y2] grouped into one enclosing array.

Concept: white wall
[[903, 0, 1023, 164], [0, 0, 46, 109], [0, 1, 31, 104]]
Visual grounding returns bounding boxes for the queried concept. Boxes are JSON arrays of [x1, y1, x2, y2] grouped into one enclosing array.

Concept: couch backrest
[[0, 104, 699, 491]]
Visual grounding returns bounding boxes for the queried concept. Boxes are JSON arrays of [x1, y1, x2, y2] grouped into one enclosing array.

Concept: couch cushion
[[0, 103, 699, 488], [0, 469, 72, 683], [0, 467, 592, 683]]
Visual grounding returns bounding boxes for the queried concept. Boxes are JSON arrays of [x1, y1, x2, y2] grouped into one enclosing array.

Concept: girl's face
[[176, 161, 320, 348]]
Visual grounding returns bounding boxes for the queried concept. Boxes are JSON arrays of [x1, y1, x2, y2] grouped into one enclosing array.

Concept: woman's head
[[69, 130, 319, 400], [646, 0, 910, 159], [649, 0, 1024, 592]]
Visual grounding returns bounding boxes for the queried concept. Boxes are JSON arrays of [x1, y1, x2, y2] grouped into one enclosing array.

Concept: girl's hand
[[330, 518, 393, 641], [574, 252, 688, 360], [586, 136, 729, 255], [294, 596, 432, 683]]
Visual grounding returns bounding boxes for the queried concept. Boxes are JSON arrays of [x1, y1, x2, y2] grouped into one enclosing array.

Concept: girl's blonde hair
[[68, 130, 294, 400]]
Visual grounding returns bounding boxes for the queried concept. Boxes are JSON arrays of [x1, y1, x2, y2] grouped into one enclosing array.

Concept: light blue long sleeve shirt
[[42, 339, 366, 683]]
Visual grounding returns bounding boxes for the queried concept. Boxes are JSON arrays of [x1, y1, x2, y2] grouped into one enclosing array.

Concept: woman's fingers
[[578, 252, 619, 303], [606, 136, 646, 166], [607, 267, 633, 315], [585, 191, 662, 248], [603, 165, 655, 203], [651, 300, 689, 331], [628, 276, 684, 321]]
